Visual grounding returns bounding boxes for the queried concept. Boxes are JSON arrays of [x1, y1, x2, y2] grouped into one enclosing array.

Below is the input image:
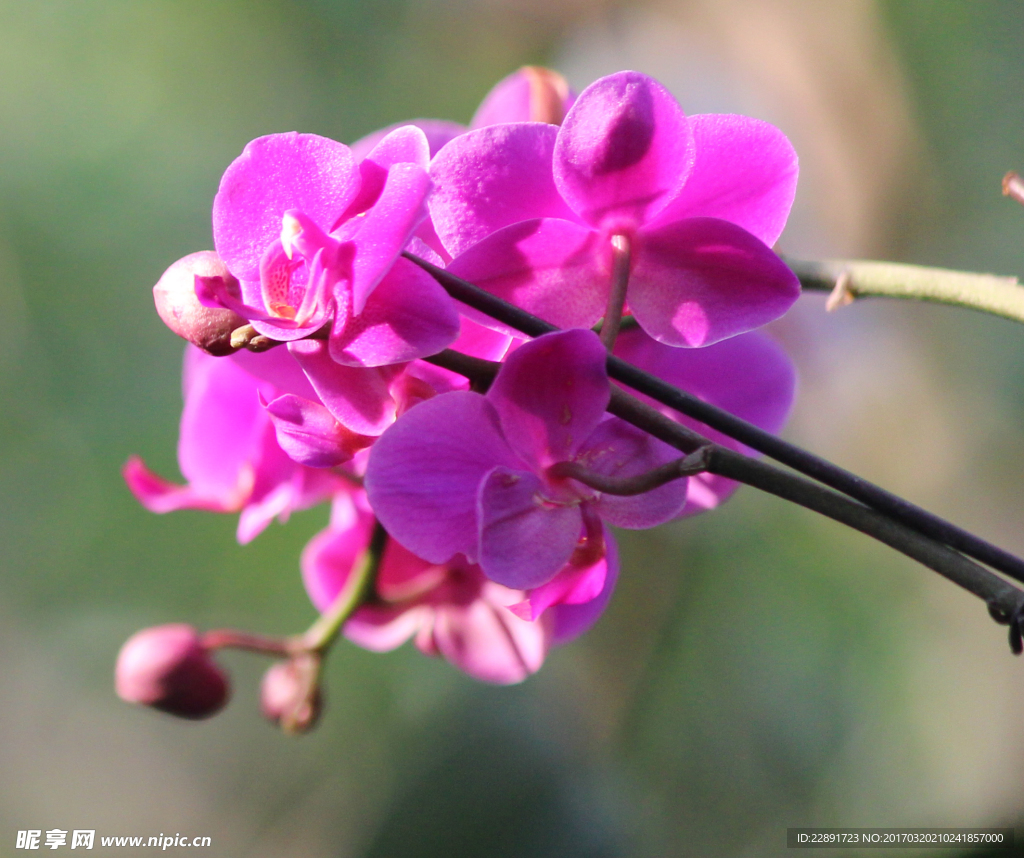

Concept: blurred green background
[[3, 1, 1024, 855]]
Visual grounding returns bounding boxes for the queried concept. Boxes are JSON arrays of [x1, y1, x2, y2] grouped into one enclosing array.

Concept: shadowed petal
[[487, 328, 609, 469], [364, 392, 521, 564], [550, 530, 619, 644], [289, 339, 400, 436], [477, 466, 582, 589], [629, 217, 800, 347], [264, 394, 371, 468], [350, 119, 466, 162], [447, 218, 607, 333]]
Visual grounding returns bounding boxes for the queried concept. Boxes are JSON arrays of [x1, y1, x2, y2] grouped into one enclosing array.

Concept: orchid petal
[[364, 392, 521, 564], [264, 393, 370, 468], [550, 531, 619, 644], [429, 123, 578, 258], [477, 466, 582, 590], [470, 66, 574, 127], [123, 457, 236, 514], [212, 133, 359, 282], [301, 506, 375, 612], [651, 113, 798, 246], [554, 71, 694, 227], [446, 218, 607, 332], [350, 162, 432, 315], [486, 328, 609, 469], [289, 339, 400, 436], [349, 119, 466, 162], [629, 217, 800, 347], [328, 256, 459, 367], [429, 598, 549, 684]]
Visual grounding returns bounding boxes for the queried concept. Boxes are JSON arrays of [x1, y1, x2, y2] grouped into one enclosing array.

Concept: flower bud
[[115, 624, 230, 719], [260, 656, 322, 734], [152, 251, 245, 356]]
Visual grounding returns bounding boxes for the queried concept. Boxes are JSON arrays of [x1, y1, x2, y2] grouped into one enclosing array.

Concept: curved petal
[[213, 133, 359, 282], [336, 125, 431, 226], [288, 339, 400, 436], [579, 417, 689, 528], [350, 162, 433, 314], [364, 391, 521, 564], [346, 605, 428, 653], [651, 113, 798, 246], [477, 466, 583, 590], [430, 599, 550, 684], [446, 218, 607, 333], [550, 529, 619, 644], [629, 217, 800, 347], [429, 123, 578, 258], [554, 71, 694, 228], [328, 257, 459, 367], [229, 346, 319, 401], [487, 329, 609, 469], [264, 394, 370, 468], [349, 119, 466, 162], [123, 456, 237, 514]]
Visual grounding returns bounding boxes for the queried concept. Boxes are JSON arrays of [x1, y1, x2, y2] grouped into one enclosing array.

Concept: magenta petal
[[229, 346, 319, 400], [447, 218, 607, 332], [651, 114, 798, 246], [629, 217, 800, 347], [554, 71, 694, 227], [581, 417, 690, 528], [511, 551, 607, 622], [177, 351, 269, 497], [288, 339, 399, 436], [336, 125, 431, 226], [477, 466, 582, 589], [213, 133, 359, 282], [350, 119, 467, 161], [123, 457, 234, 513], [550, 530, 619, 644], [349, 162, 432, 314], [364, 392, 521, 564], [487, 329, 609, 469], [430, 599, 549, 684], [470, 66, 574, 127], [328, 257, 459, 367], [264, 394, 367, 468], [429, 123, 578, 258]]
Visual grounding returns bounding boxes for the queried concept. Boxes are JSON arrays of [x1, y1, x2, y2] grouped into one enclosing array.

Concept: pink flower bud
[[152, 251, 245, 356], [260, 656, 322, 733], [115, 624, 229, 719]]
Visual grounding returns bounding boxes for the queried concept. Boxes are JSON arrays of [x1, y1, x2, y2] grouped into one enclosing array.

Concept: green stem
[[297, 520, 387, 654], [788, 257, 1024, 324]]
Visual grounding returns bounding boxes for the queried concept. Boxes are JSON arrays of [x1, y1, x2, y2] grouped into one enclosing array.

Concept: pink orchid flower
[[429, 70, 800, 347], [124, 347, 346, 544], [302, 493, 618, 684], [364, 329, 688, 590], [199, 126, 459, 368]]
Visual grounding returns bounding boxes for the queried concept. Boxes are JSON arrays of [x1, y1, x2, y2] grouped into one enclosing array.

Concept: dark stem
[[547, 448, 711, 496], [421, 345, 1024, 632], [405, 251, 1024, 588]]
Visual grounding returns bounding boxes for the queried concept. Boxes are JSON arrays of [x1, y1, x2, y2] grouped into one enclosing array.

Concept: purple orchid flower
[[199, 126, 459, 368], [124, 346, 346, 544], [302, 493, 617, 684], [429, 70, 800, 347], [364, 329, 688, 590]]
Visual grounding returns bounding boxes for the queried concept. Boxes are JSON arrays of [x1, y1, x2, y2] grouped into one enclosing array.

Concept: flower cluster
[[119, 66, 798, 727]]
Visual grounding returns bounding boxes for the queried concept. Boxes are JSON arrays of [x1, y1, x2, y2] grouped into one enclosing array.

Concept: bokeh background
[[2, 1, 1024, 855]]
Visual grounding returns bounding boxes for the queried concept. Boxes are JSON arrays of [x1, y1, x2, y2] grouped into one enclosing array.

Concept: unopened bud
[[471, 66, 573, 127], [260, 655, 322, 734], [153, 251, 245, 356], [115, 624, 229, 719]]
